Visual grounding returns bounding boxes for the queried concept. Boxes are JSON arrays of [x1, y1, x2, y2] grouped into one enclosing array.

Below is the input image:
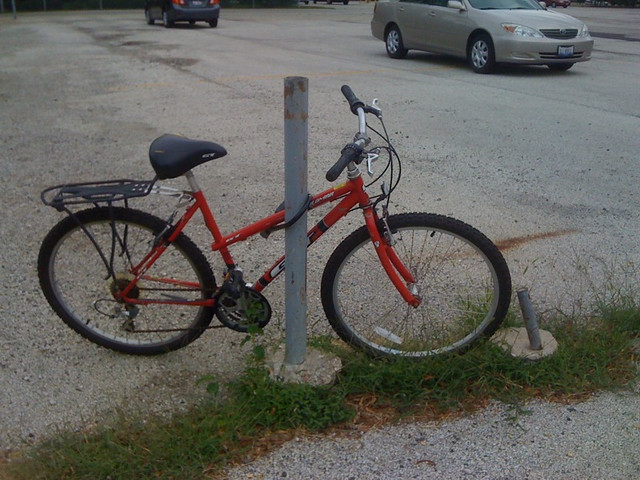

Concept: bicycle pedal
[[221, 268, 245, 299]]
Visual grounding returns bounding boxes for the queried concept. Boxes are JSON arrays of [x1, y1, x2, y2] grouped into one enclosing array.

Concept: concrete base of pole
[[265, 344, 342, 386], [491, 327, 558, 361]]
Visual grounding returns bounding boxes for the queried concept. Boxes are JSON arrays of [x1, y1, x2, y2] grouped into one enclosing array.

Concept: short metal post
[[283, 77, 308, 366], [517, 288, 542, 351]]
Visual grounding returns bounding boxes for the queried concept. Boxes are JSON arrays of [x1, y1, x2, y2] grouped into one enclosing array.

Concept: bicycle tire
[[321, 212, 511, 357], [38, 207, 216, 355]]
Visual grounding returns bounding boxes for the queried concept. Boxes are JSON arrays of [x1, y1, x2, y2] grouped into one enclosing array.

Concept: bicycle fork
[[364, 206, 421, 308]]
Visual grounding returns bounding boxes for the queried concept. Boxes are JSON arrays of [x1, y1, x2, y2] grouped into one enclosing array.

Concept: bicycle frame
[[38, 84, 514, 358], [120, 166, 420, 309]]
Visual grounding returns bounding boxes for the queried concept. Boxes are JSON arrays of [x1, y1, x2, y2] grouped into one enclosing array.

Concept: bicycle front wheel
[[321, 213, 511, 357], [38, 207, 216, 355]]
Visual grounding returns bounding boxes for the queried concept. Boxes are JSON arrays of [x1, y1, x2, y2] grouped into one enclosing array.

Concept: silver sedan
[[371, 0, 594, 73]]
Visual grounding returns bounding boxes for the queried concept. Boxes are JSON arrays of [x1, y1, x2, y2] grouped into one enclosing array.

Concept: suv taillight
[[172, 0, 186, 5]]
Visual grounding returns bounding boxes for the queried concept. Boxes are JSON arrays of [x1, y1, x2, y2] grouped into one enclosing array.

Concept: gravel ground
[[1, 5, 639, 478], [225, 389, 640, 479]]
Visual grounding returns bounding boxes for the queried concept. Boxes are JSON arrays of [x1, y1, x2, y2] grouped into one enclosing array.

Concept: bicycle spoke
[[322, 213, 510, 357], [39, 207, 215, 354]]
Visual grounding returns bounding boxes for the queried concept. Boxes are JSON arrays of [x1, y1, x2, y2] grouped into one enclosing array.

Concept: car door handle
[[429, 11, 436, 16]]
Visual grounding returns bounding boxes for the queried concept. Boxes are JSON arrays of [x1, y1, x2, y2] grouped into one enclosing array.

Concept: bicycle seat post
[[184, 170, 201, 192]]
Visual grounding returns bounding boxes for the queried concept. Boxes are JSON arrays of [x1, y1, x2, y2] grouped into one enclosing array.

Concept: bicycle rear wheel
[[38, 207, 216, 355], [321, 212, 511, 357]]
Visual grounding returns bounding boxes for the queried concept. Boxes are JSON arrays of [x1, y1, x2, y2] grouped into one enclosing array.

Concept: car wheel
[[162, 11, 173, 28], [469, 34, 495, 74], [145, 8, 154, 25], [385, 25, 408, 59], [547, 63, 573, 71], [343, 0, 349, 4], [209, 18, 218, 28]]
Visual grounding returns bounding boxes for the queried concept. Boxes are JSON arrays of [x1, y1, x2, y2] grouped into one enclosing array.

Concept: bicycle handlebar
[[341, 85, 365, 116], [326, 142, 364, 182], [342, 84, 368, 135], [325, 85, 370, 182]]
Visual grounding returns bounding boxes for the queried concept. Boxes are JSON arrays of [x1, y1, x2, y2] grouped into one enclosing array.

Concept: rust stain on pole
[[284, 84, 294, 98], [284, 110, 309, 121], [284, 77, 308, 120]]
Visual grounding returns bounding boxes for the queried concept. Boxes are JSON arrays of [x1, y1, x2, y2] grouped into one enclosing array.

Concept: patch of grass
[[3, 305, 639, 480]]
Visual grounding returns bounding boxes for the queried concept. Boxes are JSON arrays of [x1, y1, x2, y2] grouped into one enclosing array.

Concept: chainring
[[215, 287, 272, 332]]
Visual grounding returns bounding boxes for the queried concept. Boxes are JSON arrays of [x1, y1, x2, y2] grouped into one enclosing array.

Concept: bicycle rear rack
[[41, 179, 156, 211]]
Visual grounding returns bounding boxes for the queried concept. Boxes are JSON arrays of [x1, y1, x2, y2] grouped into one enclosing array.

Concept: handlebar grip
[[341, 85, 365, 115], [326, 143, 364, 182]]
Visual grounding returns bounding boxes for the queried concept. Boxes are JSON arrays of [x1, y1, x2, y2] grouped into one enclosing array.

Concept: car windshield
[[467, 0, 544, 10]]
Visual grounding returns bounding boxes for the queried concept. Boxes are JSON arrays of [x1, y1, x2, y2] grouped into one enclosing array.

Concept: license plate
[[192, 0, 203, 5], [558, 45, 574, 58]]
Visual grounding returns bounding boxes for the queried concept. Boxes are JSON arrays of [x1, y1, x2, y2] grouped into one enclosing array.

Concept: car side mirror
[[448, 0, 467, 10], [539, 1, 548, 7]]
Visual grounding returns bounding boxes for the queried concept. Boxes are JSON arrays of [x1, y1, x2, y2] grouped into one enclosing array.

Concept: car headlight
[[579, 24, 590, 38], [502, 24, 544, 38]]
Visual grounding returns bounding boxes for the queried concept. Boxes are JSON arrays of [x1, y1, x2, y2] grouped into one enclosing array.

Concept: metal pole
[[517, 288, 543, 351], [11, 0, 16, 19], [283, 76, 308, 366]]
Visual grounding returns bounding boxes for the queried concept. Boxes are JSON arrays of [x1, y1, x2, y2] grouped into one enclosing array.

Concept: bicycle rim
[[322, 213, 511, 357], [39, 208, 215, 354]]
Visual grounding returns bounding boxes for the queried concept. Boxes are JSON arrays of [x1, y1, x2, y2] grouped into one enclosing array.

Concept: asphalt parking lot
[[1, 3, 639, 455]]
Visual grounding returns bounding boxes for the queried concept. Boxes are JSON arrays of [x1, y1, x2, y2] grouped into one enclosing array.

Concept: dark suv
[[145, 0, 220, 28]]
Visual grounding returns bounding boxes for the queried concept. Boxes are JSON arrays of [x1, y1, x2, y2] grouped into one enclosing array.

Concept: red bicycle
[[38, 86, 511, 357]]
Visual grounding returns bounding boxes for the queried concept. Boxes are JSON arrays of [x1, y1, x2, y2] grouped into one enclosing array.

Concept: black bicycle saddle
[[149, 134, 227, 180]]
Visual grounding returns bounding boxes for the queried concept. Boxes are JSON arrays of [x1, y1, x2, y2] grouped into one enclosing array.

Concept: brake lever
[[366, 149, 380, 176], [367, 98, 382, 119]]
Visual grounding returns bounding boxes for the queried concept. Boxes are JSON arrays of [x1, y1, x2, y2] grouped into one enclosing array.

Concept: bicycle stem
[[356, 106, 367, 137]]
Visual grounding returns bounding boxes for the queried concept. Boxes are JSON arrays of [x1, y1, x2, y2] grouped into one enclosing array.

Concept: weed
[[3, 302, 639, 480]]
